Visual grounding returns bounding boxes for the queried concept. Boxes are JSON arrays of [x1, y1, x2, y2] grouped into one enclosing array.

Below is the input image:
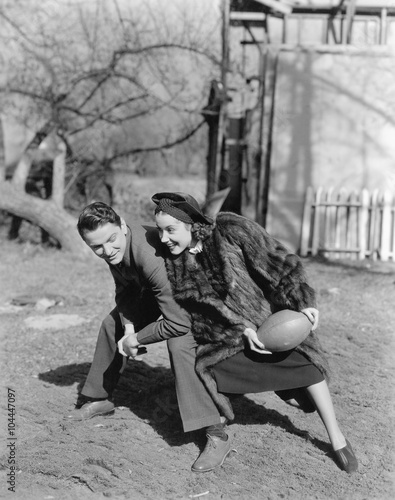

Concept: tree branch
[[111, 119, 206, 158], [113, 43, 221, 66]]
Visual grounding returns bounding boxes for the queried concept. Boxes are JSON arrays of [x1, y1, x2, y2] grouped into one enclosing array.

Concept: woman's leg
[[305, 380, 358, 473], [305, 380, 346, 451]]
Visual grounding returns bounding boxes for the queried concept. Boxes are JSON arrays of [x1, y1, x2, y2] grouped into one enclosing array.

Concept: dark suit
[[81, 221, 221, 432]]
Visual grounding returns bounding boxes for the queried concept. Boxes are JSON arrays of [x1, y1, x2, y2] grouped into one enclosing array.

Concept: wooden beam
[[230, 12, 266, 23], [216, 0, 230, 192], [253, 43, 394, 55], [253, 0, 292, 15], [380, 7, 388, 44], [288, 1, 395, 7], [291, 4, 395, 16], [345, 0, 357, 44]]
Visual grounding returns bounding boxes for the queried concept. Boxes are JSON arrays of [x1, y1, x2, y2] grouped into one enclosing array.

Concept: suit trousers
[[81, 308, 222, 432]]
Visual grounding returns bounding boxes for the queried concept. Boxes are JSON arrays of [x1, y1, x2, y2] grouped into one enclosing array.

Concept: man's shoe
[[191, 435, 231, 473], [334, 439, 358, 473], [64, 400, 115, 421]]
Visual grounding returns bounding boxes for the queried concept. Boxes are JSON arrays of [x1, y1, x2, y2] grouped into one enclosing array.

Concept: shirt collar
[[115, 226, 131, 270], [188, 240, 203, 254]]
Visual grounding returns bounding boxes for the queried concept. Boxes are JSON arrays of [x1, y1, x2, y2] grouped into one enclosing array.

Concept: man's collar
[[124, 226, 132, 265], [117, 226, 131, 269]]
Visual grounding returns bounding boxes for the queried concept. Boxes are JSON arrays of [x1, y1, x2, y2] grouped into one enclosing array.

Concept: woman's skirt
[[212, 348, 324, 395]]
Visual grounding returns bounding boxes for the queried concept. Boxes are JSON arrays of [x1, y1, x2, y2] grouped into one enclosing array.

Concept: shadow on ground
[[39, 360, 330, 457]]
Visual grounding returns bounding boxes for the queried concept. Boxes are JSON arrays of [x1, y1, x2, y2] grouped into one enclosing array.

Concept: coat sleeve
[[219, 215, 316, 311], [131, 226, 190, 345], [135, 260, 191, 345]]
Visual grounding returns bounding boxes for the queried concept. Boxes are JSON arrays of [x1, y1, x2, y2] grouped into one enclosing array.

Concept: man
[[65, 201, 231, 473]]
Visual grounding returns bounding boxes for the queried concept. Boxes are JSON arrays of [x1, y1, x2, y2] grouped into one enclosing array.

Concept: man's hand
[[301, 307, 319, 330], [243, 327, 272, 354], [117, 327, 147, 358]]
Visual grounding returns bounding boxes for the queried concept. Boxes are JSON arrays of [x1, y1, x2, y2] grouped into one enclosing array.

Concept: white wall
[[267, 48, 395, 251]]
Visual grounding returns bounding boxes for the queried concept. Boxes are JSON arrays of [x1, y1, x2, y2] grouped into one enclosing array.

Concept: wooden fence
[[300, 187, 395, 261]]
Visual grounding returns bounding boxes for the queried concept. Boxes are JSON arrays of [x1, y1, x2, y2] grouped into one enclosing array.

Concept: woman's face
[[155, 211, 193, 255]]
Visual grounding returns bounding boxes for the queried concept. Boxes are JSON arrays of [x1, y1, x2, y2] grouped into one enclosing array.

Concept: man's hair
[[77, 202, 121, 238]]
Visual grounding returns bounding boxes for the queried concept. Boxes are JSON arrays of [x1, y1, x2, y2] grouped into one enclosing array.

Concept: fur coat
[[165, 212, 330, 420]]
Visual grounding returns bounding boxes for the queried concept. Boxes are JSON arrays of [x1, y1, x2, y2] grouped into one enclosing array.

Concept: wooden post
[[261, 50, 279, 227], [380, 190, 392, 261], [369, 189, 379, 260], [380, 8, 388, 45], [215, 0, 230, 193], [204, 81, 225, 199], [348, 190, 358, 260], [345, 192, 351, 256], [345, 0, 357, 44], [311, 187, 323, 256], [335, 188, 347, 259], [255, 47, 268, 226], [219, 118, 244, 213], [323, 187, 334, 258], [359, 189, 369, 260], [300, 186, 313, 256]]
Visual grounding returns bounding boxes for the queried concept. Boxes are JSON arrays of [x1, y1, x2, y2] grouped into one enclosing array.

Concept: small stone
[[35, 298, 57, 311]]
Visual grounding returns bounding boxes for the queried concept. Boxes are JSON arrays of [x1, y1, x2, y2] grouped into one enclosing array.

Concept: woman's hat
[[152, 192, 213, 225]]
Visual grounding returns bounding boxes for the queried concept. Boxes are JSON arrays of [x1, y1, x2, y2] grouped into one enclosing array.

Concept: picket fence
[[300, 187, 395, 261]]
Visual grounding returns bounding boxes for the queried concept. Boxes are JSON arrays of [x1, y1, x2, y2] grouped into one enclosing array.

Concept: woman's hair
[[77, 202, 121, 237], [191, 221, 214, 241]]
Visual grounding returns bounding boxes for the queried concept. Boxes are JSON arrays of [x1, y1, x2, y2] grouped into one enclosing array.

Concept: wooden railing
[[300, 187, 395, 261]]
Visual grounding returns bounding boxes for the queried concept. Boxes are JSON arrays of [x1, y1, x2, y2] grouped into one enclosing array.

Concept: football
[[257, 310, 312, 352]]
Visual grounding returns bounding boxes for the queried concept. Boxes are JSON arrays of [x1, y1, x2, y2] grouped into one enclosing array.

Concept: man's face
[[82, 221, 127, 265]]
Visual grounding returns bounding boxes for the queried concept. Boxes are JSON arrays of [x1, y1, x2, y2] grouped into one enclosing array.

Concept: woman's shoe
[[334, 439, 358, 473]]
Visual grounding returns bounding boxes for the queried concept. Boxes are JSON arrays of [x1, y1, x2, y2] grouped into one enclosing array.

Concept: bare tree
[[0, 0, 221, 253]]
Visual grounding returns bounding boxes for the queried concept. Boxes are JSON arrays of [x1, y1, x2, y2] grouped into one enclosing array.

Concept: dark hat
[[152, 192, 213, 225]]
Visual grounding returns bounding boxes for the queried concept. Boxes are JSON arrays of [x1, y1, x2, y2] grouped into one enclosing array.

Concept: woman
[[152, 191, 358, 473]]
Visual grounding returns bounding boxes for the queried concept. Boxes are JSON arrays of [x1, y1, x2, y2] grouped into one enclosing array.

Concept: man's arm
[[135, 260, 190, 345], [117, 224, 190, 352], [116, 273, 190, 359]]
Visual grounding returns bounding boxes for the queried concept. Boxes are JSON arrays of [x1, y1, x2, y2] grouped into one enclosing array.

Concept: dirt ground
[[0, 226, 394, 500]]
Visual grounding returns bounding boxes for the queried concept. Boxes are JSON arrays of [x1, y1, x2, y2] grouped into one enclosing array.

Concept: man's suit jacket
[[108, 220, 190, 345]]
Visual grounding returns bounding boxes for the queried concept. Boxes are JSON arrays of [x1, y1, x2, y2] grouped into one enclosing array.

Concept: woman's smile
[[156, 212, 193, 255]]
